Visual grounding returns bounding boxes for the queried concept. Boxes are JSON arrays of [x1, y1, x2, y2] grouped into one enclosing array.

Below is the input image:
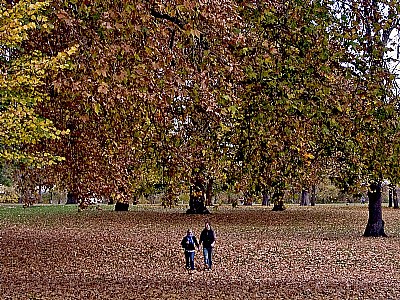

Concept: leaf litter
[[1, 205, 400, 299]]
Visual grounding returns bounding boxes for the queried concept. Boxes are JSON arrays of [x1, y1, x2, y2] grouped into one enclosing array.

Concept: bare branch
[[149, 8, 185, 29]]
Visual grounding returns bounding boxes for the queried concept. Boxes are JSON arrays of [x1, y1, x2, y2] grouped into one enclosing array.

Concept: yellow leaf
[[94, 102, 101, 114], [303, 153, 315, 160]]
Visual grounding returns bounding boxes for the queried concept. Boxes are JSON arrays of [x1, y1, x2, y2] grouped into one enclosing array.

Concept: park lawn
[[1, 204, 400, 299]]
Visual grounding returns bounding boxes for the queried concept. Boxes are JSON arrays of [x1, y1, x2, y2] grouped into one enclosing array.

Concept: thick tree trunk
[[364, 183, 387, 237], [272, 200, 285, 211], [300, 189, 309, 206], [115, 202, 129, 211], [186, 177, 210, 214], [66, 192, 78, 204], [394, 186, 399, 209], [271, 191, 285, 211]]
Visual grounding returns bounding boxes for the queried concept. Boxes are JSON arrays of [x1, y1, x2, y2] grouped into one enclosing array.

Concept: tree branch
[[149, 9, 185, 29]]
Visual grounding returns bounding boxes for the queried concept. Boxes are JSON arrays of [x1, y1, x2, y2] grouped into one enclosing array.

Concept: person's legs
[[207, 247, 213, 269], [185, 251, 190, 269], [189, 251, 195, 270], [203, 247, 209, 268]]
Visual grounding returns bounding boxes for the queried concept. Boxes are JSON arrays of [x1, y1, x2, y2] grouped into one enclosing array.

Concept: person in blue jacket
[[199, 221, 216, 270], [181, 229, 199, 271]]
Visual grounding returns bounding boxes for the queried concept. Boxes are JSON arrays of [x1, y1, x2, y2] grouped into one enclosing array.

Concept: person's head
[[205, 221, 211, 230], [187, 229, 193, 236]]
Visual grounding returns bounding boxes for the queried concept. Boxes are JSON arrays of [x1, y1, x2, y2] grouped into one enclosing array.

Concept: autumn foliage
[[2, 1, 400, 234], [0, 0, 75, 165]]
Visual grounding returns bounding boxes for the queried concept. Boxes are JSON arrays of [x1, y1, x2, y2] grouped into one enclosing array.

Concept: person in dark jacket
[[181, 229, 199, 271], [199, 221, 216, 270]]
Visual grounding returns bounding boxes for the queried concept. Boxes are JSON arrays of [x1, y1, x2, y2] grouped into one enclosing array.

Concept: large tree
[[22, 0, 241, 206], [218, 0, 352, 204], [220, 0, 400, 236], [329, 0, 400, 236]]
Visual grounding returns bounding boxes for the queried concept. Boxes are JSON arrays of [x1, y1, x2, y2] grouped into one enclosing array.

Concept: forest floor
[[1, 203, 400, 299]]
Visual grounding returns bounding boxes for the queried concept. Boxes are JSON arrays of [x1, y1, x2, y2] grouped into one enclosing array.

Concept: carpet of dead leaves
[[1, 204, 400, 299]]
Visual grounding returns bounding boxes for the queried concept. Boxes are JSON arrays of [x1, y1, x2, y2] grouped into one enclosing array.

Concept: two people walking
[[181, 221, 216, 271]]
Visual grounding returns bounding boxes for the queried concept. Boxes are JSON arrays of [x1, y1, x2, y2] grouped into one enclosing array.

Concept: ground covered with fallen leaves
[[1, 204, 400, 299]]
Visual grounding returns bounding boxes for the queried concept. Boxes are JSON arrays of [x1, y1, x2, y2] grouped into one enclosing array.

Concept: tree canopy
[[3, 0, 400, 224]]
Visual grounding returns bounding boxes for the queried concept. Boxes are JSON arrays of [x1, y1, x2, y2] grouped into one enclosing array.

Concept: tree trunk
[[394, 186, 399, 209], [162, 186, 175, 208], [272, 200, 285, 211], [271, 191, 285, 211], [310, 185, 316, 206], [300, 189, 309, 206], [292, 188, 297, 204], [186, 177, 210, 214], [364, 182, 387, 237], [66, 192, 78, 204], [38, 184, 44, 204], [115, 202, 129, 211], [388, 186, 393, 207], [262, 192, 270, 206], [205, 177, 213, 207]]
